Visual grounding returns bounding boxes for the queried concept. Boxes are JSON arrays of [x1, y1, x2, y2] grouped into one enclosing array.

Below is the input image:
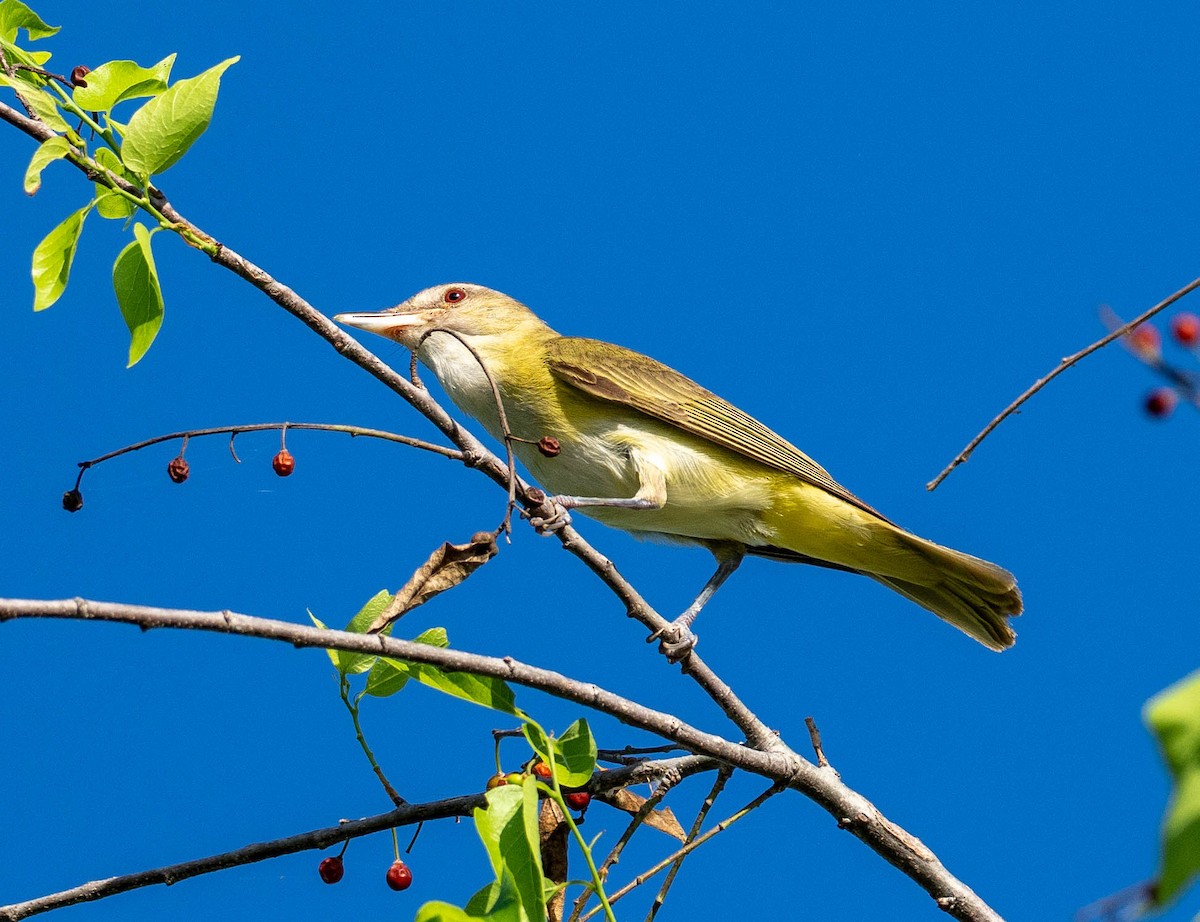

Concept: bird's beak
[[333, 308, 429, 337]]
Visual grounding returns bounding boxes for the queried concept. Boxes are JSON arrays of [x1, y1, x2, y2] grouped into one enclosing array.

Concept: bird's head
[[334, 283, 550, 350]]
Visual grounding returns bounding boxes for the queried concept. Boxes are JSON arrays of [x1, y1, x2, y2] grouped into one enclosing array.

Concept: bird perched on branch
[[336, 284, 1021, 658]]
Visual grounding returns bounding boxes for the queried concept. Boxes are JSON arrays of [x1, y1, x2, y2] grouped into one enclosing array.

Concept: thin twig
[[581, 781, 784, 922], [568, 769, 680, 922], [927, 274, 1200, 490], [76, 421, 461, 473], [416, 328, 521, 536], [597, 744, 687, 766], [0, 45, 37, 118], [645, 765, 734, 921], [805, 716, 830, 768]]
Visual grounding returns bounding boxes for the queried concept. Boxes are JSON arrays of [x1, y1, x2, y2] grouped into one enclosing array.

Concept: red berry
[[167, 456, 189, 483], [1171, 312, 1200, 346], [272, 449, 295, 477], [1144, 387, 1178, 418], [318, 856, 344, 884], [564, 791, 591, 811], [531, 761, 552, 780], [386, 859, 413, 891], [1128, 324, 1161, 358], [62, 489, 84, 512]]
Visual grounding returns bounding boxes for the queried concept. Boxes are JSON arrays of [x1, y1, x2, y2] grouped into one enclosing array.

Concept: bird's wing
[[546, 337, 892, 523]]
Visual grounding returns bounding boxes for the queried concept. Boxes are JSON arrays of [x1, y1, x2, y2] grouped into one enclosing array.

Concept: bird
[[334, 283, 1021, 657]]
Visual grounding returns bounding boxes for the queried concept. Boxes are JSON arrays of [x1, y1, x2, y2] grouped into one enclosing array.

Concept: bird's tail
[[869, 533, 1022, 651]]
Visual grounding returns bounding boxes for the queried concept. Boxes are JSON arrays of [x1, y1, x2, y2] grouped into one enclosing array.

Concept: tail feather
[[746, 530, 1022, 650], [874, 534, 1022, 651]]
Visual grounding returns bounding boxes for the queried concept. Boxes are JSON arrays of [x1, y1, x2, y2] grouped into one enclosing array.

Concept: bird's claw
[[648, 621, 698, 663], [528, 496, 572, 535]]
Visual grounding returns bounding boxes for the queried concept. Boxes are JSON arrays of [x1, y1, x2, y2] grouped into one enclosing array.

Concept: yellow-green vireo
[[336, 283, 1021, 657]]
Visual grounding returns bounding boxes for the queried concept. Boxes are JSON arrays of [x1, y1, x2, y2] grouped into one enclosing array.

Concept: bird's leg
[[651, 544, 744, 662], [529, 456, 667, 534]]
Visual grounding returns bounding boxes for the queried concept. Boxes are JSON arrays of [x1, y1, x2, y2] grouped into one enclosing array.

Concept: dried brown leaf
[[602, 789, 687, 841], [367, 531, 499, 634]]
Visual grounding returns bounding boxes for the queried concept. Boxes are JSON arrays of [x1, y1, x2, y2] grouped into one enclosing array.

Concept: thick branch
[[0, 597, 1004, 922]]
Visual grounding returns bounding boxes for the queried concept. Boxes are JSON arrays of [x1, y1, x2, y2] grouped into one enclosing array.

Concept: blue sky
[[3, 2, 1200, 919]]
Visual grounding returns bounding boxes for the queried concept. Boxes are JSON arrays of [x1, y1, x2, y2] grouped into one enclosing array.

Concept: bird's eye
[[444, 287, 467, 304]]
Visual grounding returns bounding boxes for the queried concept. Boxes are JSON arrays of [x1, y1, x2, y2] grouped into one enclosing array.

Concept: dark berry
[[62, 489, 84, 512], [70, 65, 90, 87], [318, 856, 344, 884], [1145, 387, 1178, 419], [1171, 312, 1200, 346], [537, 436, 561, 458], [272, 448, 295, 477], [564, 791, 591, 811], [386, 859, 413, 891], [167, 456, 189, 483]]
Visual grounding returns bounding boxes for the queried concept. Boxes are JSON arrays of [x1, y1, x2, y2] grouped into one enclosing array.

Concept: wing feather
[[546, 337, 892, 523]]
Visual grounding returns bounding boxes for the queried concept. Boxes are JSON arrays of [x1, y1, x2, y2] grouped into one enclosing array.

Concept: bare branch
[[0, 794, 481, 921], [928, 274, 1200, 490], [0, 597, 1005, 922]]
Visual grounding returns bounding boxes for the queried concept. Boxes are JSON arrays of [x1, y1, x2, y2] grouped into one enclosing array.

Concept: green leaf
[[523, 719, 597, 788], [413, 626, 450, 648], [121, 56, 238, 177], [413, 664, 521, 716], [419, 872, 525, 922], [0, 38, 48, 70], [0, 72, 69, 131], [24, 134, 68, 194], [328, 589, 393, 675], [473, 784, 545, 922], [91, 147, 137, 219], [95, 189, 135, 220], [1146, 671, 1200, 907], [554, 719, 598, 787], [112, 223, 164, 366], [31, 203, 88, 311], [364, 657, 410, 697], [74, 55, 175, 112], [0, 0, 57, 43]]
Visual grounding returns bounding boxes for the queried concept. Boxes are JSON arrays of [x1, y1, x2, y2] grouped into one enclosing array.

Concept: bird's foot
[[525, 491, 572, 535], [648, 619, 699, 663]]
